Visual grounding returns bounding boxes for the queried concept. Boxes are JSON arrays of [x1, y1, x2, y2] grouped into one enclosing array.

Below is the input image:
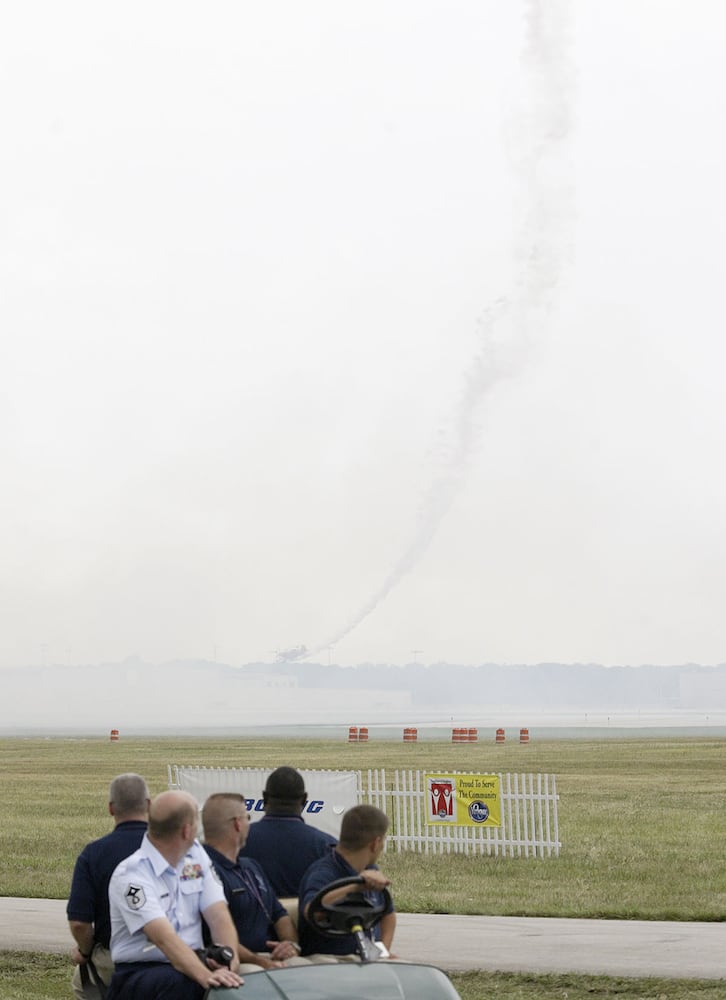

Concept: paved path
[[1, 897, 724, 980]]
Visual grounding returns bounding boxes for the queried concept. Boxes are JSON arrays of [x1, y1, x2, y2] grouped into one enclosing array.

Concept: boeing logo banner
[[171, 766, 358, 838]]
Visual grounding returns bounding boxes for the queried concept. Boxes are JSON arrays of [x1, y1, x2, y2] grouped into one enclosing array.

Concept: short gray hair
[[109, 773, 150, 818]]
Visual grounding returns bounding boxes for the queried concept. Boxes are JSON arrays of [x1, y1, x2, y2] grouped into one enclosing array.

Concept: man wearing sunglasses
[[201, 792, 306, 972]]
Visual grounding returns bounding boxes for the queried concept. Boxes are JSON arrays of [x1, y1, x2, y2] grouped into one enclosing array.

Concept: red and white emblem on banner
[[428, 778, 456, 822]]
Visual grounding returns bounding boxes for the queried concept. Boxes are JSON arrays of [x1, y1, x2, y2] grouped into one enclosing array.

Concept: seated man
[[67, 772, 150, 1000], [240, 766, 337, 897], [298, 804, 396, 960], [201, 792, 308, 972], [106, 790, 242, 999]]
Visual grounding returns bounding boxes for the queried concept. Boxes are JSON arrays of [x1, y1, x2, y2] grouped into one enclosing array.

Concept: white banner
[[170, 766, 358, 837]]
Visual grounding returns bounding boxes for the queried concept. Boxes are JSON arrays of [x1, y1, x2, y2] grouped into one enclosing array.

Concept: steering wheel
[[306, 875, 392, 937]]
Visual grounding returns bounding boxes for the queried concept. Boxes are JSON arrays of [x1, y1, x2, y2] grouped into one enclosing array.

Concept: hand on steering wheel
[[306, 875, 392, 937]]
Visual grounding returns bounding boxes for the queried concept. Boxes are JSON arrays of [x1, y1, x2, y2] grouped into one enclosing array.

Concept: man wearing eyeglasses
[[201, 793, 307, 972]]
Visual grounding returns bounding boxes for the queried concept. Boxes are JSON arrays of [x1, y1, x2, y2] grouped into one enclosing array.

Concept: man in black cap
[[240, 766, 337, 898]]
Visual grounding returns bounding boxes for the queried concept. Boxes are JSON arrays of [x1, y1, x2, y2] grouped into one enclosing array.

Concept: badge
[[125, 884, 146, 910]]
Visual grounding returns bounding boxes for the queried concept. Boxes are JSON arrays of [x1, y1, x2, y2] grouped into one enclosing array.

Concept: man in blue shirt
[[298, 804, 396, 959], [240, 766, 337, 897], [67, 773, 150, 999], [201, 792, 306, 971]]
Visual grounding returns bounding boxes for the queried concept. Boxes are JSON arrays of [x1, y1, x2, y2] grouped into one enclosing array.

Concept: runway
[[0, 897, 724, 980]]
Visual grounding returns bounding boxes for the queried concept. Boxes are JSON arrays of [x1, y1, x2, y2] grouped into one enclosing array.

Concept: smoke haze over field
[[1, 659, 726, 734], [2, 2, 726, 673]]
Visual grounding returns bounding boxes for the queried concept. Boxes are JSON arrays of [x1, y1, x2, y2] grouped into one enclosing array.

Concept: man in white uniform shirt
[[107, 790, 242, 999]]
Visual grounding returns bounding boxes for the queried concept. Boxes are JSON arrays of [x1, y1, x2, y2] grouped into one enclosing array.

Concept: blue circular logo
[[468, 800, 489, 823]]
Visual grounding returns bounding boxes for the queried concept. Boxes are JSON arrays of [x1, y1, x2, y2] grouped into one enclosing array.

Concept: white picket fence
[[168, 765, 560, 859], [361, 769, 560, 858]]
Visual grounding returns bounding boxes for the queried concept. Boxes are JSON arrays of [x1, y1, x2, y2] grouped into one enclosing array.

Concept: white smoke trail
[[306, 0, 575, 660]]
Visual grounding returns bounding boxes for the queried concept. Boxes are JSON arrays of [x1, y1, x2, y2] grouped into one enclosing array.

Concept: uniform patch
[[125, 884, 146, 910], [180, 862, 203, 881]]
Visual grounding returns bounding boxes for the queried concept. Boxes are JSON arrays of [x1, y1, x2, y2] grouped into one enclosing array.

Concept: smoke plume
[[307, 0, 575, 659]]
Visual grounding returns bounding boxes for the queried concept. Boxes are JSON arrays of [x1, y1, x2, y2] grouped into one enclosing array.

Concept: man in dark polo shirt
[[298, 804, 396, 960], [201, 792, 307, 971], [240, 766, 337, 898], [67, 773, 150, 999]]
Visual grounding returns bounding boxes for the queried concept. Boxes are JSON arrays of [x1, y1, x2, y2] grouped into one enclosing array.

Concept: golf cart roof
[[206, 961, 462, 999]]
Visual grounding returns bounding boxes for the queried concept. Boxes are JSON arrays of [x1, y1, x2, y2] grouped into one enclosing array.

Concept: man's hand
[[256, 953, 284, 969], [204, 966, 243, 989], [359, 869, 391, 892], [267, 938, 300, 961], [68, 920, 95, 966]]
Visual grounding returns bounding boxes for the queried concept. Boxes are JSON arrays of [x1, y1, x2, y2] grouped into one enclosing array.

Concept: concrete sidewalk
[[1, 897, 724, 980]]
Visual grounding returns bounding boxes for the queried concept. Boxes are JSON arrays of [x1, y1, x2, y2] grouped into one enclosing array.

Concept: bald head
[[148, 791, 198, 841]]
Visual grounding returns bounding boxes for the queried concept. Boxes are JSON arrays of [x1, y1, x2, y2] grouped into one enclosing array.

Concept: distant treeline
[[2, 659, 725, 731], [239, 660, 726, 710]]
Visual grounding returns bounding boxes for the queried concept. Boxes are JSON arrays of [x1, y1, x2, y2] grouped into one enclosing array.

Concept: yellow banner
[[425, 773, 501, 827]]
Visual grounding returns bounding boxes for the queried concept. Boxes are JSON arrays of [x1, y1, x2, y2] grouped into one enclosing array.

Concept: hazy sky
[[2, 1, 725, 670]]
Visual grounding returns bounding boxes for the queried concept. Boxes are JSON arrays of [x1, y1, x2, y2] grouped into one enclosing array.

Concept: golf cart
[[204, 876, 462, 999]]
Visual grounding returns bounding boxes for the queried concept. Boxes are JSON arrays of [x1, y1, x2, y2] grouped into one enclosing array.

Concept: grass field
[[0, 952, 723, 1000], [1, 734, 724, 997], [1, 734, 724, 919]]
